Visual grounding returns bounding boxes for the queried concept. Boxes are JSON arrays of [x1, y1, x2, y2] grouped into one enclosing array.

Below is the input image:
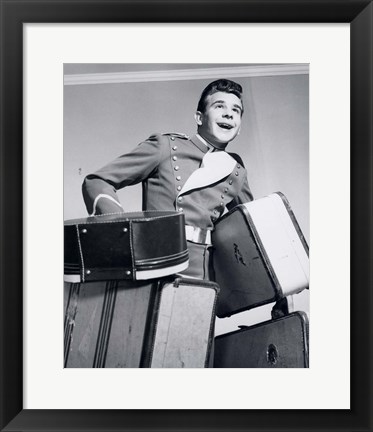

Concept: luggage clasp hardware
[[266, 343, 279, 366]]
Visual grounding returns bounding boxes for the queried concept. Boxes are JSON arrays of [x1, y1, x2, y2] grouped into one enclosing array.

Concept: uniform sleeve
[[82, 135, 163, 215]]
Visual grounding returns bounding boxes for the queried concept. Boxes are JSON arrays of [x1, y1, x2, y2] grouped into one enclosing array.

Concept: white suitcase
[[212, 192, 309, 317]]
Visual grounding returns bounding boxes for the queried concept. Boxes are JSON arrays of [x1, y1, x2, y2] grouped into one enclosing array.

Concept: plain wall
[[64, 66, 309, 333]]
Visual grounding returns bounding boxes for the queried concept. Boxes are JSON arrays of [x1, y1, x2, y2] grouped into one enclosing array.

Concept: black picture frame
[[1, 1, 372, 431]]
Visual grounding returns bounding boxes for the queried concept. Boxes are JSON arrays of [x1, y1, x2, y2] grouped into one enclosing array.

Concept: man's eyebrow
[[211, 100, 226, 105], [211, 100, 243, 110]]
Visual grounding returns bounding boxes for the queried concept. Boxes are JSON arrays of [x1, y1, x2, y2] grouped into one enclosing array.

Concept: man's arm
[[82, 135, 162, 215]]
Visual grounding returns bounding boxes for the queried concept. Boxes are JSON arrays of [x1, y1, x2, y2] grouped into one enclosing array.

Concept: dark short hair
[[197, 79, 244, 114]]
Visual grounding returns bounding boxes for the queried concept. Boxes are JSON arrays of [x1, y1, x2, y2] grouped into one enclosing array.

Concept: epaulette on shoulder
[[161, 132, 190, 140]]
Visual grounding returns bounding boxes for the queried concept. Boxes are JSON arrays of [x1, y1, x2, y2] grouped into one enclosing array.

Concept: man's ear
[[194, 111, 203, 126]]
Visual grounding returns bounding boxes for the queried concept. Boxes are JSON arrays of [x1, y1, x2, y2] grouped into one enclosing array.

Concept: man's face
[[195, 91, 243, 149]]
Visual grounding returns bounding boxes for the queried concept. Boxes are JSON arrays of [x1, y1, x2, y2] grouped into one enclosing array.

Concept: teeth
[[218, 123, 233, 130]]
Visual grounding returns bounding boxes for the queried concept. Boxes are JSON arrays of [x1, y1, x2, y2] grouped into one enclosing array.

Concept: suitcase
[[214, 312, 309, 368], [64, 277, 218, 368], [143, 278, 218, 368], [212, 193, 309, 317], [64, 211, 188, 283], [64, 279, 155, 368]]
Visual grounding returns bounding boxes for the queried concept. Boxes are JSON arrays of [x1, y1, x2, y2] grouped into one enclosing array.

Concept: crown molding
[[64, 64, 309, 85]]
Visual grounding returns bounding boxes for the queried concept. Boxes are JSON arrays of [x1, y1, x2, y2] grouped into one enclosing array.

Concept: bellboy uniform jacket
[[82, 133, 253, 232]]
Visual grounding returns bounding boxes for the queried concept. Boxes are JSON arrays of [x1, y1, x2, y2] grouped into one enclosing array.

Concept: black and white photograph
[[2, 0, 372, 428], [63, 63, 310, 368]]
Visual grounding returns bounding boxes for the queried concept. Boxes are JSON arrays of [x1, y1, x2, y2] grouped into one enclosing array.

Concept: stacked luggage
[[63, 193, 309, 368], [212, 193, 310, 368], [64, 211, 218, 368]]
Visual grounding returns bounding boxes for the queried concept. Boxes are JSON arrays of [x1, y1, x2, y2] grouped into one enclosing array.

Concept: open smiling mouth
[[217, 123, 234, 130]]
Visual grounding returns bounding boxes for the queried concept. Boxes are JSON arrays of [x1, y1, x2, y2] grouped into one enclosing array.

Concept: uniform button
[[177, 186, 182, 191], [176, 175, 181, 181], [174, 166, 179, 171], [172, 146, 178, 151], [170, 136, 175, 141], [229, 180, 233, 185], [81, 228, 87, 234], [224, 188, 228, 193], [235, 172, 239, 176], [178, 207, 183, 212], [172, 156, 177, 161], [220, 202, 224, 207], [178, 197, 183, 202], [221, 194, 225, 199], [86, 269, 91, 275], [213, 210, 218, 215], [237, 164, 241, 169], [211, 217, 216, 222]]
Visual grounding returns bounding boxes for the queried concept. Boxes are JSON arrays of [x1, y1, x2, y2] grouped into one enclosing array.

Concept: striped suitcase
[[214, 312, 309, 368], [212, 192, 309, 317], [64, 279, 155, 368], [64, 277, 218, 368]]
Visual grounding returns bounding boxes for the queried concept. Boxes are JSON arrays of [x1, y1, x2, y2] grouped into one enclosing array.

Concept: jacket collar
[[190, 134, 216, 154]]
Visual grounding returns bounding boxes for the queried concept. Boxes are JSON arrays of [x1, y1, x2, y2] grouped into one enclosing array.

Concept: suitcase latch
[[266, 343, 279, 366]]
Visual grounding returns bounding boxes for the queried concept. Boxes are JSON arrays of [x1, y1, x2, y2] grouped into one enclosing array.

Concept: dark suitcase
[[64, 211, 188, 283], [214, 312, 309, 368], [212, 193, 309, 317], [64, 277, 218, 368]]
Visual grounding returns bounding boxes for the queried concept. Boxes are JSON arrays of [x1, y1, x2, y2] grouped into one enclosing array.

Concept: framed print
[[62, 63, 310, 370], [0, 0, 372, 431]]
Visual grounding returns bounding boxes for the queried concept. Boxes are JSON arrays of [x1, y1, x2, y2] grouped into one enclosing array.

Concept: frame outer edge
[[350, 1, 373, 431], [0, 0, 372, 431], [0, 0, 24, 431]]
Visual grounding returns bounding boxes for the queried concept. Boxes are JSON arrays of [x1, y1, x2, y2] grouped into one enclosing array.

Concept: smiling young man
[[83, 79, 253, 280]]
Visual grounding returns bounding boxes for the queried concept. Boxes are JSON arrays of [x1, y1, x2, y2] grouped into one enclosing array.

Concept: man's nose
[[223, 110, 233, 119]]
